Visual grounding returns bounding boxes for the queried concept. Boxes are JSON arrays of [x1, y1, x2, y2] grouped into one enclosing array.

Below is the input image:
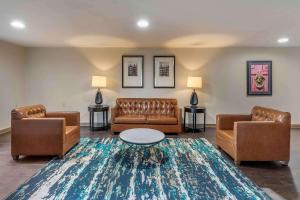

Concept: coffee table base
[[118, 142, 165, 163]]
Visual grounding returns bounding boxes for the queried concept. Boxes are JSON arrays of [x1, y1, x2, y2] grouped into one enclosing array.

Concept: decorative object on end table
[[153, 56, 175, 88], [122, 55, 144, 88], [92, 76, 106, 105], [187, 76, 202, 106], [247, 61, 272, 96]]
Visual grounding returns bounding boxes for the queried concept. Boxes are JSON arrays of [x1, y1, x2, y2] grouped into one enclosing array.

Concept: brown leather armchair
[[216, 106, 291, 165], [11, 104, 80, 160], [111, 98, 182, 133]]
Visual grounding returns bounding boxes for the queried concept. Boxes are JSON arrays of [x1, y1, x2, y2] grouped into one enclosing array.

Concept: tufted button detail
[[116, 98, 177, 117]]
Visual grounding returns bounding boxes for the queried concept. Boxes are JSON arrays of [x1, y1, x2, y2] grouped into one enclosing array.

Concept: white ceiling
[[0, 0, 300, 48]]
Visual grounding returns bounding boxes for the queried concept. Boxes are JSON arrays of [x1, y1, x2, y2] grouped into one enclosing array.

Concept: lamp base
[[95, 88, 103, 105], [190, 89, 198, 106]]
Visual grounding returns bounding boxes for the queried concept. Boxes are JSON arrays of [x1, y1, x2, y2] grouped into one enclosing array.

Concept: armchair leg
[[58, 155, 64, 159], [281, 161, 289, 166], [234, 160, 241, 165], [12, 155, 19, 161]]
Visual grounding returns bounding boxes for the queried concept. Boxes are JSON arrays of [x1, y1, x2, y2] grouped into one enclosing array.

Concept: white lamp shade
[[92, 76, 106, 88], [187, 77, 202, 88]]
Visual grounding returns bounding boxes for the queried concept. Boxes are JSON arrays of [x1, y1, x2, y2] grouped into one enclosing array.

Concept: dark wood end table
[[88, 105, 109, 131], [184, 106, 206, 133]]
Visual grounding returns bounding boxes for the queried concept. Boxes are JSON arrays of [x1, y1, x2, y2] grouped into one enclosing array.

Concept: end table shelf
[[88, 105, 109, 131]]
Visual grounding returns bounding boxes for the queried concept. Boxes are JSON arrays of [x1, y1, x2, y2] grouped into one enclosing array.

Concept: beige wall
[[0, 41, 26, 130], [24, 47, 300, 124]]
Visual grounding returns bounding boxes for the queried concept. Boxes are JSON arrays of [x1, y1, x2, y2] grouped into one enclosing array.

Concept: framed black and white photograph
[[122, 55, 144, 88], [153, 56, 175, 88]]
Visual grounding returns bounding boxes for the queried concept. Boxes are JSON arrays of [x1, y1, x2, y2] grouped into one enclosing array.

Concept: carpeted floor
[[7, 138, 270, 200]]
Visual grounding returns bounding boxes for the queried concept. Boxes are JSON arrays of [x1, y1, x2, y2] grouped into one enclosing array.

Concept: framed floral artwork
[[122, 55, 144, 88], [247, 61, 272, 96]]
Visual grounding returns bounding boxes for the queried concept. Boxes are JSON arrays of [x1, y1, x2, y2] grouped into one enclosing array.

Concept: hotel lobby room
[[1, 1, 300, 200]]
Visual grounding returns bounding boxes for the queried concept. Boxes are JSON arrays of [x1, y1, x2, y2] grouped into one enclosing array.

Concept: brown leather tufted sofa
[[111, 98, 182, 133], [11, 104, 80, 160], [216, 106, 291, 165]]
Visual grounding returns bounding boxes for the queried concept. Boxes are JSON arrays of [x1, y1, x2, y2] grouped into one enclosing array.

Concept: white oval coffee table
[[119, 128, 166, 163], [120, 128, 165, 145]]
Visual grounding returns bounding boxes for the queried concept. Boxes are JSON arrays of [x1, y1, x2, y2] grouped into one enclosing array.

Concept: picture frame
[[122, 55, 144, 88], [153, 56, 175, 88], [247, 60, 272, 96]]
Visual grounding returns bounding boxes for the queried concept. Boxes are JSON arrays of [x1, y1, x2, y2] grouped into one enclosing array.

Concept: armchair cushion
[[66, 126, 79, 135]]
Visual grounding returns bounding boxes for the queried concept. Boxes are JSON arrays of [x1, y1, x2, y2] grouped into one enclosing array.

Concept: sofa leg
[[12, 155, 19, 161], [58, 155, 64, 159], [281, 161, 289, 166], [234, 160, 241, 165]]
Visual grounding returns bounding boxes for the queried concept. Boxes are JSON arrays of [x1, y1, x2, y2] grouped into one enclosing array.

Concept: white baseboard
[[292, 124, 300, 129], [0, 127, 11, 135]]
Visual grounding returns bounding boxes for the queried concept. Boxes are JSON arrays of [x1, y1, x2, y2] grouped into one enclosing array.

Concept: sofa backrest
[[11, 104, 46, 120], [251, 106, 291, 124], [116, 98, 177, 116]]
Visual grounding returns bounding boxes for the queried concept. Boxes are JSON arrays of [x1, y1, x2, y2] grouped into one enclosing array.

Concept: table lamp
[[92, 76, 106, 105], [187, 76, 202, 106]]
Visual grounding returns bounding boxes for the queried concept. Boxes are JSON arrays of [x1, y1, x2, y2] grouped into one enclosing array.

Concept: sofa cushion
[[114, 115, 146, 124], [147, 115, 177, 125], [217, 130, 234, 140]]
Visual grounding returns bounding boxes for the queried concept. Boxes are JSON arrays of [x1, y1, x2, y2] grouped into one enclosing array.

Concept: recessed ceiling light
[[277, 37, 289, 44], [137, 19, 149, 28], [10, 20, 26, 29]]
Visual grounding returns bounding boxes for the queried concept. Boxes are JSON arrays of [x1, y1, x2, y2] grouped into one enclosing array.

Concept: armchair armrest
[[234, 121, 290, 160], [111, 106, 119, 124], [216, 114, 252, 130], [46, 112, 80, 126], [11, 118, 66, 156], [12, 118, 66, 139]]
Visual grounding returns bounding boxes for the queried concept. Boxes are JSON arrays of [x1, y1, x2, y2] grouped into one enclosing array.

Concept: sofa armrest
[[111, 106, 118, 124], [216, 114, 252, 130], [234, 121, 290, 160], [175, 107, 182, 125], [46, 112, 80, 126]]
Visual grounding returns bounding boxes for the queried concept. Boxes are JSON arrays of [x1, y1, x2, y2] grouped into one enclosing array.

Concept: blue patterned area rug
[[7, 138, 271, 200]]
